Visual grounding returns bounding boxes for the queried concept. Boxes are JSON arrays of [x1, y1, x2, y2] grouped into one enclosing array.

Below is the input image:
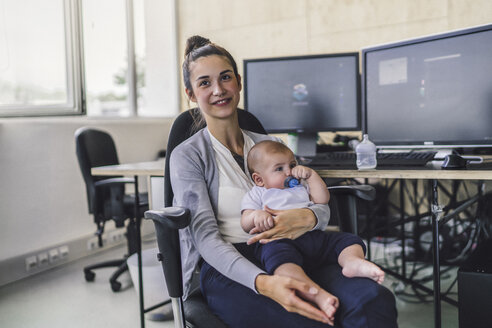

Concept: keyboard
[[298, 151, 438, 168]]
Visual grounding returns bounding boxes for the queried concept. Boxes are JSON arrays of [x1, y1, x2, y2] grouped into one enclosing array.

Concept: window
[[82, 0, 129, 116], [82, 0, 179, 117], [0, 0, 82, 116], [132, 0, 179, 117], [0, 0, 178, 117]]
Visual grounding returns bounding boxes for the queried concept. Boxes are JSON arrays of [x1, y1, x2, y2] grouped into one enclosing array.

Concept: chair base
[[83, 258, 128, 292]]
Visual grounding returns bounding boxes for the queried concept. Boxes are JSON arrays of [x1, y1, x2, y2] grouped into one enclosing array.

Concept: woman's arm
[[246, 203, 330, 245]]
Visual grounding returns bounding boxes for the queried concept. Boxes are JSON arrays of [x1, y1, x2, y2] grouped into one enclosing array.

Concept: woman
[[170, 35, 398, 327]]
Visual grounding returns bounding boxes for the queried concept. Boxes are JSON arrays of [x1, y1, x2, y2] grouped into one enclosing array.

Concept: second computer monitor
[[362, 23, 492, 150], [243, 53, 360, 156]]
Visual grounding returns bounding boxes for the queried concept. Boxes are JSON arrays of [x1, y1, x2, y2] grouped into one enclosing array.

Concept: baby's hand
[[291, 165, 313, 180], [252, 209, 274, 232]]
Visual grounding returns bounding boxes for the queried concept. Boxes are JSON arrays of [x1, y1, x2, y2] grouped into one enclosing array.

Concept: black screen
[[244, 53, 360, 134], [363, 24, 492, 148]]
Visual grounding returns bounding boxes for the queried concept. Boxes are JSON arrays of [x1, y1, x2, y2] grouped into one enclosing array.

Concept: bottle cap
[[284, 176, 300, 188]]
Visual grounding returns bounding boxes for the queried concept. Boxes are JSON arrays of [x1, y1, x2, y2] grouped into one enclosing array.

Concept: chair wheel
[[111, 280, 122, 292], [84, 270, 95, 282]]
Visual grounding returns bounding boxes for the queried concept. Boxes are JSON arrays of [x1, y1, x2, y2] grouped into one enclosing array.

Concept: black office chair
[[144, 108, 375, 328], [75, 127, 149, 292]]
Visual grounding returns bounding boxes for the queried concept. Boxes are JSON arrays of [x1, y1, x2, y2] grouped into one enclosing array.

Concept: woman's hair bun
[[185, 35, 211, 57]]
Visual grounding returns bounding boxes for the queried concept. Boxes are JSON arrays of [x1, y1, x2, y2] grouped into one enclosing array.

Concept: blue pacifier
[[284, 176, 300, 188]]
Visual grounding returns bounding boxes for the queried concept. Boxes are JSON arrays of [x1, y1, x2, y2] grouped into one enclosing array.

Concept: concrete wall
[[176, 0, 492, 111]]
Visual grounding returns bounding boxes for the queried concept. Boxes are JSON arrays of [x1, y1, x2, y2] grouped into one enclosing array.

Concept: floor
[[0, 238, 459, 328]]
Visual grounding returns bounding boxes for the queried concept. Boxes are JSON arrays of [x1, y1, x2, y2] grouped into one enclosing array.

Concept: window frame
[[0, 0, 84, 117]]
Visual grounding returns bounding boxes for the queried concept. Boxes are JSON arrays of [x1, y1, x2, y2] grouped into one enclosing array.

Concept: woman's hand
[[247, 206, 316, 245], [255, 274, 331, 324]]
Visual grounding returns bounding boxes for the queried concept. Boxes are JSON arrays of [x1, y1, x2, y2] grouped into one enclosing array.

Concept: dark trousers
[[200, 235, 398, 328], [254, 230, 366, 274]]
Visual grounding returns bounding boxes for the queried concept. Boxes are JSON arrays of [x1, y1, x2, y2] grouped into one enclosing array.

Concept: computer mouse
[[441, 154, 468, 169]]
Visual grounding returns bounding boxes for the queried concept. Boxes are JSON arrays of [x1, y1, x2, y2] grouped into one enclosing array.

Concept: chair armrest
[[144, 207, 191, 298], [144, 207, 191, 230], [328, 184, 376, 201]]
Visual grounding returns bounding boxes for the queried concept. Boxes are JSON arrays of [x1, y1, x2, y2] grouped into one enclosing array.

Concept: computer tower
[[458, 239, 492, 328]]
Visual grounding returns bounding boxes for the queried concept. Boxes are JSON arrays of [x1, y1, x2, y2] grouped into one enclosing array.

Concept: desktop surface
[[314, 164, 492, 182]]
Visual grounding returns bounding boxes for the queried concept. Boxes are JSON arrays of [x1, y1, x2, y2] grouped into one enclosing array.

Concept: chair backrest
[[75, 127, 121, 214], [164, 108, 266, 207]]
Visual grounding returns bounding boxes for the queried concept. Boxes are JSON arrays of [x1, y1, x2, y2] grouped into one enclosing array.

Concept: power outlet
[[87, 237, 98, 251], [25, 256, 38, 271], [109, 230, 125, 244], [37, 252, 49, 266], [58, 245, 69, 259], [48, 249, 60, 263]]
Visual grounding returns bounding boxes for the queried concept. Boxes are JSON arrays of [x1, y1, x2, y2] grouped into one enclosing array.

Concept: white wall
[[0, 116, 172, 262]]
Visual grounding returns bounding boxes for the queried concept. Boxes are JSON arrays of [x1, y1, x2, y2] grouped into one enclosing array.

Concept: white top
[[209, 129, 256, 243], [241, 185, 313, 212]]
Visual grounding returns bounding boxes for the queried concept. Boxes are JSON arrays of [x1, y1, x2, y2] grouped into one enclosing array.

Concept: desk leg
[[400, 180, 406, 279], [364, 178, 372, 260], [134, 175, 145, 328], [430, 179, 442, 328]]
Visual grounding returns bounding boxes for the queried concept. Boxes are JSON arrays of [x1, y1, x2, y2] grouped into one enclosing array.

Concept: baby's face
[[255, 151, 297, 189]]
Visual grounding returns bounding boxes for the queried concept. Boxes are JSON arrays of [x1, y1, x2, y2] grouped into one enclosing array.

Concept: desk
[[92, 160, 165, 328], [92, 160, 165, 210], [94, 161, 492, 328], [91, 160, 164, 176], [318, 165, 492, 328]]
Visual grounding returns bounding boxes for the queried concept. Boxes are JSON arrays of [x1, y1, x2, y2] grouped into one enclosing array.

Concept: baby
[[241, 140, 384, 324]]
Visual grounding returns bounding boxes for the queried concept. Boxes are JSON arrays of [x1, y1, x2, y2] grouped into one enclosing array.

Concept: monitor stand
[[290, 132, 318, 157], [427, 148, 483, 168], [434, 149, 453, 159]]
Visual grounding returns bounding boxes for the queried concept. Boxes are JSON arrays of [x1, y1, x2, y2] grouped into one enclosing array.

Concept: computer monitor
[[243, 53, 360, 156], [362, 23, 492, 151]]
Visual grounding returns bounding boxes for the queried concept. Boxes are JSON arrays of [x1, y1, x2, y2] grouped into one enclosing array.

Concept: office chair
[[144, 108, 375, 328], [75, 127, 149, 292]]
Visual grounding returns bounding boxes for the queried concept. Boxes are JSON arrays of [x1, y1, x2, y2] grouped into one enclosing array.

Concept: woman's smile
[[212, 98, 232, 106]]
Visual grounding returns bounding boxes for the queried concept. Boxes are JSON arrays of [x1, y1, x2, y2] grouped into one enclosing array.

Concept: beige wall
[[176, 0, 492, 111]]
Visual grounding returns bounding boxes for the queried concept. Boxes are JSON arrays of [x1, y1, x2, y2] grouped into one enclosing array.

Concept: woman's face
[[186, 55, 241, 121]]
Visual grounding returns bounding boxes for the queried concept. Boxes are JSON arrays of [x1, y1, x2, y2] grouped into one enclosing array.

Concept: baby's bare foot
[[314, 289, 339, 323], [342, 258, 385, 284]]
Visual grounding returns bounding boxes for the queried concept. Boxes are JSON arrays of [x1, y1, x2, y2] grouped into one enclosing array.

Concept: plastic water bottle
[[356, 134, 377, 170]]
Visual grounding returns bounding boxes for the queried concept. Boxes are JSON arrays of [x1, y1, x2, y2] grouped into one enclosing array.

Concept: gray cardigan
[[170, 128, 330, 299]]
